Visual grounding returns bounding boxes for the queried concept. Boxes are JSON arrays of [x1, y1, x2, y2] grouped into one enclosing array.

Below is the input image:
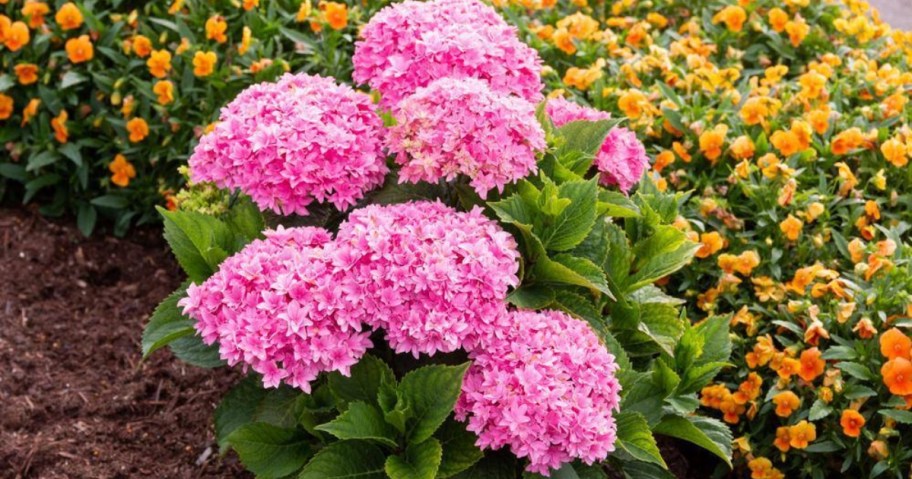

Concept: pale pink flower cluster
[[352, 0, 543, 108], [178, 227, 372, 392], [456, 309, 622, 475], [387, 78, 546, 198], [547, 98, 650, 193], [336, 201, 520, 356], [188, 73, 387, 216]]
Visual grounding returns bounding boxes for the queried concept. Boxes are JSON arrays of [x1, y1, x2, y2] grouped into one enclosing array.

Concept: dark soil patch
[[0, 206, 248, 479]]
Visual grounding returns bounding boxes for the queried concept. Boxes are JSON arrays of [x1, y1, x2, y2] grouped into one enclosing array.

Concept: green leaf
[[614, 412, 666, 468], [315, 401, 398, 447], [169, 335, 225, 368], [91, 194, 129, 209], [227, 423, 311, 479], [298, 440, 387, 479], [879, 409, 912, 424], [215, 376, 269, 451], [435, 419, 483, 478], [619, 376, 665, 426], [141, 285, 193, 358], [506, 285, 555, 309], [619, 460, 676, 479], [694, 316, 731, 365], [554, 119, 618, 160], [804, 441, 842, 453], [676, 361, 728, 395], [653, 416, 732, 468], [158, 207, 232, 283], [628, 226, 699, 290], [328, 354, 395, 407], [539, 178, 597, 252], [836, 362, 876, 381], [379, 382, 409, 434], [385, 438, 442, 479], [26, 150, 59, 171], [76, 204, 97, 237], [550, 254, 612, 297], [808, 400, 834, 421], [224, 196, 265, 245], [652, 358, 681, 395], [553, 289, 602, 326], [400, 363, 470, 444], [673, 324, 704, 372], [60, 71, 88, 89], [523, 463, 581, 479], [58, 143, 83, 166], [450, 452, 516, 479], [598, 191, 641, 218]]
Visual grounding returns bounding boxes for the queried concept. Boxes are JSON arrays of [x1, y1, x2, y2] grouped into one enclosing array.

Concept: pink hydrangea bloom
[[334, 201, 520, 357], [455, 309, 622, 475], [387, 77, 546, 198], [178, 226, 373, 392], [547, 98, 650, 193], [188, 73, 388, 216], [352, 0, 543, 108]]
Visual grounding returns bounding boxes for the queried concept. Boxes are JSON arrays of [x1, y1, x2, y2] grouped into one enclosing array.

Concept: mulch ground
[[0, 206, 249, 479]]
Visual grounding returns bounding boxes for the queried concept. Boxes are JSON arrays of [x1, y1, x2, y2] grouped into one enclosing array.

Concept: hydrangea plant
[[142, 0, 733, 477]]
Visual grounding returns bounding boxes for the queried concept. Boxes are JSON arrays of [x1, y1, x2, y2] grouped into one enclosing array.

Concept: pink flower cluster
[[387, 78, 546, 198], [456, 309, 622, 475], [178, 226, 372, 392], [547, 98, 650, 193], [188, 73, 387, 216], [336, 201, 520, 356], [352, 0, 543, 108]]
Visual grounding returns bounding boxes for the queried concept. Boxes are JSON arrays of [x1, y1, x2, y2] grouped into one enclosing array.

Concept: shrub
[[143, 1, 734, 476]]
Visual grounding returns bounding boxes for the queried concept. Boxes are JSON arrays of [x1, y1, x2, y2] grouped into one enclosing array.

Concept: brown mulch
[[0, 206, 249, 479]]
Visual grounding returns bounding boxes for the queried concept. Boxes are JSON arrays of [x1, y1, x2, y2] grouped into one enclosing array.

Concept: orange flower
[[881, 138, 908, 167], [126, 117, 149, 143], [153, 80, 174, 106], [840, 410, 865, 438], [720, 395, 746, 424], [770, 129, 800, 157], [21, 98, 39, 126], [772, 391, 800, 417], [880, 328, 912, 361], [740, 97, 769, 126], [730, 135, 755, 160], [242, 0, 259, 10], [109, 154, 136, 187], [699, 125, 727, 162], [239, 25, 252, 55], [882, 357, 912, 396], [51, 110, 68, 143], [768, 8, 788, 32], [205, 15, 227, 43], [712, 5, 746, 32], [653, 150, 674, 173], [193, 51, 217, 77], [4, 21, 30, 51], [748, 457, 773, 479], [785, 17, 810, 47], [296, 0, 313, 21], [789, 421, 816, 449], [133, 35, 153, 57], [798, 347, 825, 382], [808, 109, 830, 134], [831, 128, 865, 155], [695, 231, 725, 259], [14, 63, 38, 85], [0, 94, 13, 120], [147, 50, 172, 78], [65, 35, 94, 64], [21, 1, 49, 28], [320, 1, 348, 30], [773, 426, 791, 452], [55, 2, 83, 30], [779, 214, 803, 241], [618, 89, 649, 119], [776, 357, 800, 380], [733, 372, 763, 404]]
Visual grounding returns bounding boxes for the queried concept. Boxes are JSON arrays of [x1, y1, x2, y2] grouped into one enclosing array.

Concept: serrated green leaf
[[379, 382, 409, 433], [158, 207, 232, 283], [385, 438, 442, 479], [215, 376, 270, 452], [506, 284, 555, 309], [328, 354, 395, 407], [694, 316, 731, 366], [435, 419, 483, 478], [836, 362, 875, 381], [315, 401, 398, 447], [676, 361, 728, 395], [652, 416, 732, 468], [614, 412, 666, 468], [142, 285, 193, 358], [169, 334, 225, 368], [298, 440, 387, 479], [539, 178, 597, 251], [228, 423, 311, 479], [652, 358, 681, 395], [400, 364, 470, 444], [598, 190, 641, 218], [554, 119, 619, 161]]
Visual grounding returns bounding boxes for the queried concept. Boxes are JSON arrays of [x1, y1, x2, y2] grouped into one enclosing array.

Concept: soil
[[0, 206, 249, 479]]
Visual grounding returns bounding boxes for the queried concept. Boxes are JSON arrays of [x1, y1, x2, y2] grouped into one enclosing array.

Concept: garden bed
[[0, 206, 248, 478]]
